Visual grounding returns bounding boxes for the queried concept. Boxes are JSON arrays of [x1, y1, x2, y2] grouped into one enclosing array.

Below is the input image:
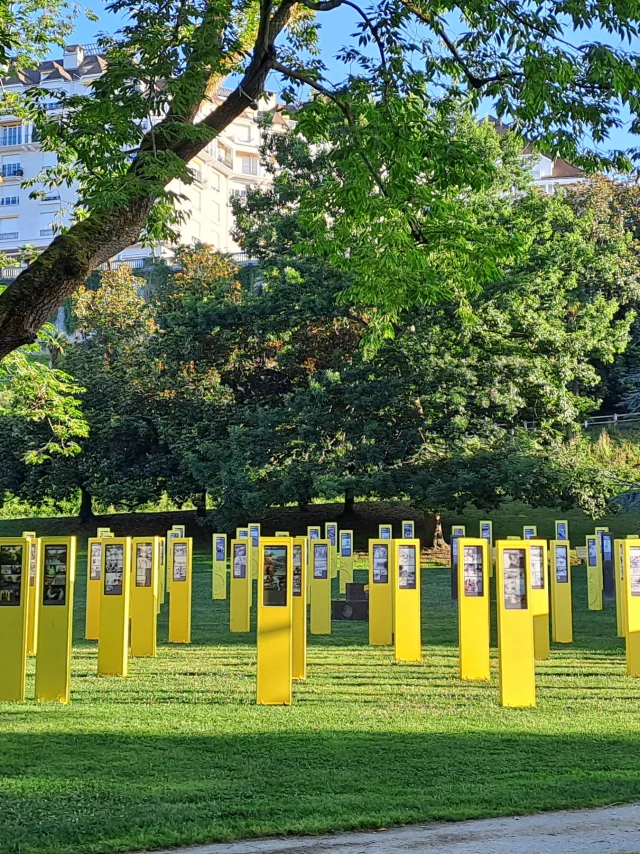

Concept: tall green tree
[[2, 0, 640, 357]]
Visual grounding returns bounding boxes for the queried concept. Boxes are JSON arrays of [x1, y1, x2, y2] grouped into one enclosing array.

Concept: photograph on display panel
[[42, 544, 68, 605], [463, 545, 483, 597], [530, 546, 544, 590], [29, 541, 37, 587], [215, 537, 225, 562], [136, 543, 152, 587], [173, 543, 188, 582], [588, 538, 598, 566], [341, 533, 352, 557], [372, 544, 389, 584], [104, 544, 124, 595], [293, 544, 302, 597], [0, 545, 23, 606], [503, 548, 527, 610], [314, 544, 328, 579], [90, 542, 102, 581], [555, 545, 569, 583], [403, 523, 414, 538], [398, 545, 417, 589], [263, 545, 288, 606], [233, 543, 247, 578], [630, 547, 640, 597]]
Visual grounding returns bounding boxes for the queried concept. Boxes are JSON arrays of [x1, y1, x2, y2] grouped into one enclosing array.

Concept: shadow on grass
[[2, 729, 640, 854]]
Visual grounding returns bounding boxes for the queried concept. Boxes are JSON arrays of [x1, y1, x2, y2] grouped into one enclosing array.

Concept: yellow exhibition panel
[[307, 527, 321, 600], [451, 525, 465, 599], [212, 533, 228, 600], [96, 527, 112, 538], [378, 524, 392, 541], [24, 533, 40, 656], [35, 537, 76, 703], [393, 539, 421, 662], [528, 540, 550, 661], [85, 537, 104, 640], [615, 539, 627, 638], [98, 537, 131, 677], [622, 539, 640, 677], [496, 540, 535, 708], [555, 520, 569, 542], [325, 522, 338, 578], [230, 539, 251, 632], [523, 526, 537, 540], [292, 537, 307, 681], [457, 538, 490, 680], [236, 528, 251, 605], [401, 520, 415, 539], [0, 537, 29, 701], [130, 537, 160, 658], [339, 529, 354, 595], [479, 521, 493, 578], [257, 537, 293, 705], [368, 539, 393, 646], [310, 539, 332, 635], [249, 523, 261, 580], [169, 537, 192, 644], [550, 540, 573, 644], [166, 529, 181, 597], [158, 538, 166, 608], [275, 531, 290, 537], [586, 534, 603, 611]]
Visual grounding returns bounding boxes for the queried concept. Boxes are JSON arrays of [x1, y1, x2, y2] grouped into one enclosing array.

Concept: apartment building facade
[[0, 43, 283, 278]]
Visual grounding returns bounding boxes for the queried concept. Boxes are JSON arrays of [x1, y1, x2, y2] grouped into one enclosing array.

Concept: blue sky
[[69, 1, 639, 153]]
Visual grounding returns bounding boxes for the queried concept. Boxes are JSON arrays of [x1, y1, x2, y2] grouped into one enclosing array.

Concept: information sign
[[393, 540, 421, 661], [0, 538, 29, 700], [457, 538, 489, 680], [98, 537, 131, 676], [130, 537, 160, 658], [450, 525, 466, 600], [169, 538, 192, 643], [212, 534, 228, 600], [369, 540, 392, 645], [496, 540, 535, 707], [379, 525, 392, 540], [402, 520, 415, 539], [550, 541, 572, 643], [339, 530, 354, 594], [292, 538, 307, 680], [586, 534, 603, 610], [310, 540, 331, 634], [555, 520, 569, 542], [257, 538, 293, 704], [230, 540, 251, 632]]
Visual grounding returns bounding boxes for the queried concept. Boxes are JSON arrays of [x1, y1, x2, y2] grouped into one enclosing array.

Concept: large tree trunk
[[433, 512, 444, 548], [0, 39, 280, 361], [194, 490, 207, 519], [342, 487, 355, 517], [78, 486, 94, 524]]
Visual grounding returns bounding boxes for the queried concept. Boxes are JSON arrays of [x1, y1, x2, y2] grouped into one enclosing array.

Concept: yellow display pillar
[[523, 526, 537, 540], [401, 520, 415, 539], [96, 527, 112, 537], [368, 539, 393, 646], [257, 537, 293, 705], [236, 527, 251, 606], [555, 520, 569, 542], [307, 527, 320, 602], [166, 529, 181, 597], [393, 539, 421, 661], [450, 525, 466, 600], [158, 539, 166, 609], [35, 537, 76, 703], [292, 537, 307, 680], [275, 531, 290, 537], [130, 537, 160, 657], [586, 534, 603, 611], [249, 523, 261, 581], [550, 540, 572, 643], [85, 537, 104, 640], [457, 538, 490, 680], [496, 540, 535, 707], [168, 537, 192, 644], [212, 534, 228, 600], [378, 524, 392, 540], [98, 538, 131, 677], [325, 522, 338, 579], [623, 539, 640, 677], [310, 539, 331, 635], [339, 530, 354, 595], [0, 538, 29, 701], [528, 540, 550, 660], [230, 539, 251, 632], [24, 533, 40, 655], [615, 539, 627, 638], [479, 521, 493, 578]]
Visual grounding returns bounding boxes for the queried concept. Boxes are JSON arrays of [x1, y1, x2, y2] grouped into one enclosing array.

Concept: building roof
[[486, 116, 585, 179], [4, 50, 107, 86]]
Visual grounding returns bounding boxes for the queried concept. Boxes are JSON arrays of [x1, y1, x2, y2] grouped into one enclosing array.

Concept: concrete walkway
[[147, 804, 640, 854]]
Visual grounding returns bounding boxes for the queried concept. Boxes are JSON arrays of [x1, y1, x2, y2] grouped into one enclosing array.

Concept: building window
[[217, 143, 233, 170], [0, 126, 22, 147], [0, 195, 19, 206], [211, 201, 220, 221], [209, 172, 220, 192], [231, 187, 247, 201], [240, 155, 258, 175], [238, 124, 253, 143], [1, 162, 22, 178], [0, 217, 18, 240], [40, 212, 54, 237]]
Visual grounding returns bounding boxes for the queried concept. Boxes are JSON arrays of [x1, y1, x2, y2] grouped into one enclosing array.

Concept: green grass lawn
[[2, 542, 640, 854]]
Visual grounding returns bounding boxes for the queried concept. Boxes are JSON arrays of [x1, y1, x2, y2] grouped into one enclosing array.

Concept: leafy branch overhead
[[2, 0, 640, 356]]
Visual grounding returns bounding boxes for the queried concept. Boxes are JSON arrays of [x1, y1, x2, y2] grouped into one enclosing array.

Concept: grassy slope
[[1, 534, 640, 854]]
